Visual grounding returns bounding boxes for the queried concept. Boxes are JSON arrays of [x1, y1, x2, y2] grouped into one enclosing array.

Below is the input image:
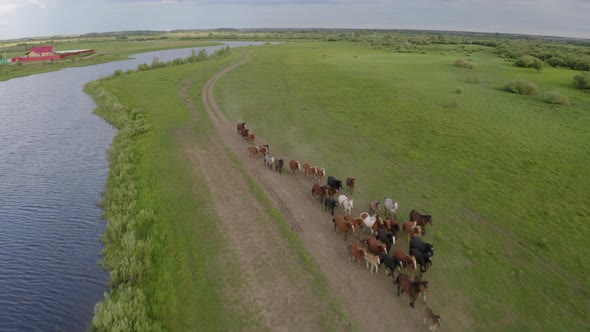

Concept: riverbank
[[85, 45, 349, 330]]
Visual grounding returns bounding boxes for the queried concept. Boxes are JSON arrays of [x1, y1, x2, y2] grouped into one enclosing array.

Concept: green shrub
[[465, 76, 481, 84], [544, 91, 571, 105], [453, 58, 473, 69], [456, 87, 464, 94], [573, 72, 590, 89], [504, 80, 537, 95], [515, 55, 544, 70], [92, 285, 159, 331]]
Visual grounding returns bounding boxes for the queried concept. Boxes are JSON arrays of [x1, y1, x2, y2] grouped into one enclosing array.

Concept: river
[[0, 41, 267, 331]]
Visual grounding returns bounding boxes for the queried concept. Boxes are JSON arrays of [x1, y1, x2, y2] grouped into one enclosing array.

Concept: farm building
[[9, 46, 94, 63], [26, 46, 55, 57]]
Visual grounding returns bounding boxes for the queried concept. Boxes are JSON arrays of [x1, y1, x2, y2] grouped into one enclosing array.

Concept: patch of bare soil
[[180, 53, 427, 331]]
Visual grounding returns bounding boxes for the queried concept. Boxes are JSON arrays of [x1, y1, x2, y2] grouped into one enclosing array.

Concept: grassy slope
[[0, 39, 220, 81], [96, 54, 242, 330], [215, 41, 590, 331]]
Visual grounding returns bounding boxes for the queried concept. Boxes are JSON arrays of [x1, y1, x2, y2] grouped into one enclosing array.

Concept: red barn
[[27, 46, 55, 57]]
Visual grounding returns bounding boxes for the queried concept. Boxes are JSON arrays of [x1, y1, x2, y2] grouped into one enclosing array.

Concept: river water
[[0, 41, 266, 331]]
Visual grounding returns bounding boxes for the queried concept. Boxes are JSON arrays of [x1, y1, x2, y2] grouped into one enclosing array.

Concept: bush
[[515, 55, 543, 72], [453, 58, 473, 69], [465, 76, 481, 84], [455, 87, 464, 94], [544, 91, 570, 105], [573, 72, 590, 89], [504, 80, 537, 95]]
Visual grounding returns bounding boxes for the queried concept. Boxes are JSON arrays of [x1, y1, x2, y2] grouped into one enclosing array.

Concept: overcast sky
[[0, 0, 588, 41]]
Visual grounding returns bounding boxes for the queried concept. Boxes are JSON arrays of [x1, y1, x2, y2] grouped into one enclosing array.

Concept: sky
[[0, 0, 589, 41]]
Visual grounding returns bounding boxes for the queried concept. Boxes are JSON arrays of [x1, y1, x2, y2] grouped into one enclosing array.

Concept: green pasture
[[0, 39, 220, 81], [214, 41, 590, 331], [88, 48, 347, 330]]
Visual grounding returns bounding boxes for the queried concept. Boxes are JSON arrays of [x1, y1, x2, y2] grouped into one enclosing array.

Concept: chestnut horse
[[236, 122, 246, 134], [344, 214, 364, 231], [395, 272, 429, 308], [410, 210, 433, 235], [403, 221, 423, 241], [333, 215, 355, 240], [393, 248, 417, 277], [346, 177, 356, 194], [348, 241, 367, 267]]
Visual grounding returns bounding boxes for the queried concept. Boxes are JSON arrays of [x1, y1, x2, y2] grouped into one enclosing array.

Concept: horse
[[327, 176, 343, 192], [264, 154, 274, 169], [403, 221, 423, 241], [369, 200, 381, 215], [247, 133, 256, 145], [383, 198, 398, 218], [380, 253, 403, 277], [375, 228, 395, 253], [274, 159, 284, 174], [289, 160, 301, 174], [237, 122, 246, 134], [323, 185, 338, 198], [316, 168, 326, 183], [383, 217, 403, 239], [348, 241, 367, 267], [411, 248, 433, 275], [311, 183, 325, 202], [247, 146, 259, 159], [241, 128, 249, 141], [393, 248, 417, 277], [346, 177, 355, 194], [365, 237, 387, 255], [344, 214, 364, 231], [410, 237, 434, 258], [359, 212, 382, 235], [424, 307, 441, 331], [259, 144, 269, 156], [395, 273, 429, 308], [305, 164, 317, 179], [365, 253, 381, 274], [324, 197, 338, 216], [410, 210, 433, 235], [333, 215, 355, 241], [337, 194, 353, 215]]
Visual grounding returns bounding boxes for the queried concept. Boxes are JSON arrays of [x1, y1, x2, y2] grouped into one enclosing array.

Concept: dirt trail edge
[[197, 53, 424, 331]]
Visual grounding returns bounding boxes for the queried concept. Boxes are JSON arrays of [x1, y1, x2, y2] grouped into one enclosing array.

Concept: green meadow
[[214, 41, 590, 330]]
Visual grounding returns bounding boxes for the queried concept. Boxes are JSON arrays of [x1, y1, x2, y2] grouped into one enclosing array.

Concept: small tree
[[573, 72, 590, 89], [515, 55, 544, 72]]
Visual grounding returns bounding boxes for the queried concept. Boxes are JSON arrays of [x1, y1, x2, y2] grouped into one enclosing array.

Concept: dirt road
[[181, 53, 426, 331]]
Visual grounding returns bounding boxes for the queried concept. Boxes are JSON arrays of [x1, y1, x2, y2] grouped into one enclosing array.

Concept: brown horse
[[346, 177, 355, 194], [247, 146, 259, 159], [311, 183, 325, 202], [395, 273, 429, 308], [247, 133, 256, 145], [365, 237, 387, 255], [348, 241, 367, 267], [289, 160, 301, 174], [344, 214, 364, 231], [333, 215, 355, 241], [393, 248, 417, 277], [237, 122, 246, 134], [316, 167, 326, 183], [410, 210, 433, 235], [258, 144, 269, 156], [383, 217, 403, 238], [403, 221, 423, 241], [240, 128, 249, 141]]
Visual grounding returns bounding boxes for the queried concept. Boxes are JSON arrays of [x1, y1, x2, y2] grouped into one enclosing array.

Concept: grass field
[[214, 41, 590, 330]]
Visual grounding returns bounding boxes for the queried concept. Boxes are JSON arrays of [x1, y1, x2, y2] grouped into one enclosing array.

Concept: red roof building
[[27, 46, 54, 57]]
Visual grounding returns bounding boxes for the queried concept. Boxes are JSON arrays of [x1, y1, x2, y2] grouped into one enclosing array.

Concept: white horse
[[360, 212, 379, 234], [338, 195, 354, 215], [383, 197, 398, 218], [264, 154, 274, 169]]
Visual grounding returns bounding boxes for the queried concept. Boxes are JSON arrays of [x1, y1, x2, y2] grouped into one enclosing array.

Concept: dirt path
[[184, 53, 425, 331]]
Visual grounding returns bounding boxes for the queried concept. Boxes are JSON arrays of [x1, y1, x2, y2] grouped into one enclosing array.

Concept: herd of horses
[[237, 122, 442, 331]]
